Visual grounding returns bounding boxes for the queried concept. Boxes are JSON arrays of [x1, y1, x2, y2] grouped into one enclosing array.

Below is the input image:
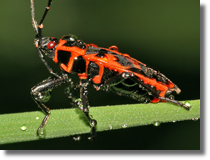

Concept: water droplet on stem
[[122, 124, 127, 128], [154, 121, 161, 126], [184, 101, 191, 107], [73, 136, 81, 141], [21, 125, 27, 131], [192, 118, 199, 121]]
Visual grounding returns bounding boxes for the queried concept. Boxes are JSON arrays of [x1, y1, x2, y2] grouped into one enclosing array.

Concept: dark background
[[0, 0, 200, 150]]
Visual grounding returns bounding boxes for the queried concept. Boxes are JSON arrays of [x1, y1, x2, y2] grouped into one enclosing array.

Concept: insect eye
[[47, 41, 55, 49]]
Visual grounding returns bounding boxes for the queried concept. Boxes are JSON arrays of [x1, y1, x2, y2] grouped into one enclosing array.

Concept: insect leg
[[31, 76, 68, 136], [158, 97, 190, 110], [36, 48, 61, 78], [80, 80, 97, 140], [104, 72, 151, 103], [64, 81, 80, 108], [130, 76, 190, 110]]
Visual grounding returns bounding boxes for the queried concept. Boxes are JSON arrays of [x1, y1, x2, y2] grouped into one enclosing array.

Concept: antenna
[[30, 0, 61, 78], [30, 0, 52, 38]]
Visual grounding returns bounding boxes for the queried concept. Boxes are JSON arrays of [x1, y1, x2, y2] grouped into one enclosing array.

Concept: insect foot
[[88, 119, 97, 140]]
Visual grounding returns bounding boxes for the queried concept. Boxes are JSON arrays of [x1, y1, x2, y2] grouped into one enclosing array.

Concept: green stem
[[0, 100, 200, 144]]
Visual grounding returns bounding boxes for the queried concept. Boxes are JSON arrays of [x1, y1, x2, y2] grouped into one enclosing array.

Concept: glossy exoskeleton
[[30, 0, 190, 139]]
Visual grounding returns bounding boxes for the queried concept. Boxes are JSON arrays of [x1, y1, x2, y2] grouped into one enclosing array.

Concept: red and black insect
[[30, 0, 190, 139]]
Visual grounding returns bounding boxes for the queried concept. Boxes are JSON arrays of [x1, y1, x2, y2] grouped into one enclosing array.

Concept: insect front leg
[[31, 76, 68, 136]]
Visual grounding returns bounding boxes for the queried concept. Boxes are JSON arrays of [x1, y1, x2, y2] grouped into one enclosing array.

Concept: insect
[[30, 0, 190, 139]]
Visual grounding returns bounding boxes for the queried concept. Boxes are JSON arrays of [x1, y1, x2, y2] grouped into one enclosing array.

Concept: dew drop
[[122, 124, 127, 128], [36, 116, 40, 120], [21, 125, 27, 131], [192, 118, 199, 121], [148, 92, 152, 95], [184, 101, 191, 107], [73, 136, 81, 141], [40, 129, 44, 135], [109, 125, 113, 129], [154, 121, 161, 126], [38, 128, 46, 137], [173, 120, 176, 123]]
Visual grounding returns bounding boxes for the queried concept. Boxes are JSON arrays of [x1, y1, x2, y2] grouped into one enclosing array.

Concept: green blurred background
[[0, 0, 200, 149]]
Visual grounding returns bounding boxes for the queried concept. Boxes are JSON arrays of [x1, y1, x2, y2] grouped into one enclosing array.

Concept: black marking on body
[[87, 62, 100, 79], [129, 68, 148, 77], [87, 61, 119, 85], [72, 56, 86, 73], [100, 67, 118, 84], [86, 46, 102, 55], [139, 63, 146, 72], [63, 41, 75, 47], [110, 52, 134, 67], [96, 49, 107, 58], [154, 73, 168, 84], [86, 47, 134, 67], [57, 50, 71, 66], [130, 65, 169, 85]]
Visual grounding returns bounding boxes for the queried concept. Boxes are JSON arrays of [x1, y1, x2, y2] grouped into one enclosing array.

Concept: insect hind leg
[[158, 97, 190, 110], [130, 74, 190, 110], [80, 80, 97, 140], [65, 81, 80, 108], [103, 72, 152, 103]]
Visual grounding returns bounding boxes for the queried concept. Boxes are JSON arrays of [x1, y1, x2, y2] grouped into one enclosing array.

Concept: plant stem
[[0, 100, 200, 145]]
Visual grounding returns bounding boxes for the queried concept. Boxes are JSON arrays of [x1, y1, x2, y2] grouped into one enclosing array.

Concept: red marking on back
[[134, 72, 168, 98], [109, 45, 119, 52], [89, 43, 98, 47], [151, 98, 160, 103], [54, 39, 87, 73], [78, 73, 88, 79]]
